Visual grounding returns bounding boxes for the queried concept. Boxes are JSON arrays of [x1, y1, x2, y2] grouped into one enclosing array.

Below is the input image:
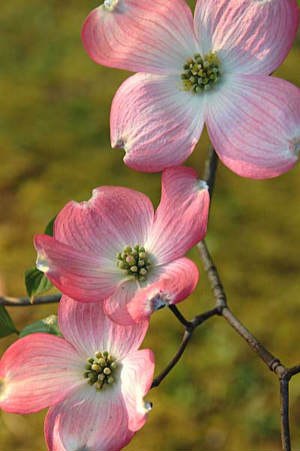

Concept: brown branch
[[203, 146, 219, 199], [168, 305, 193, 328], [151, 330, 193, 388], [280, 377, 291, 451], [0, 294, 61, 306], [197, 240, 227, 309], [197, 147, 300, 451], [151, 307, 219, 388]]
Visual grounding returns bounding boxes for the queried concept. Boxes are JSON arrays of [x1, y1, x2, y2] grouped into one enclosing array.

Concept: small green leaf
[[44, 215, 57, 237], [0, 305, 18, 338], [25, 267, 53, 303], [19, 314, 63, 338]]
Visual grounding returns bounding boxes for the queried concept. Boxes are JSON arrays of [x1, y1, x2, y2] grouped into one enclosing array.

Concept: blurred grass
[[0, 1, 300, 450]]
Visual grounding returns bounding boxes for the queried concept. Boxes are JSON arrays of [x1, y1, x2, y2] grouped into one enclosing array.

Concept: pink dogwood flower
[[82, 0, 300, 179], [34, 166, 209, 325], [0, 296, 154, 451]]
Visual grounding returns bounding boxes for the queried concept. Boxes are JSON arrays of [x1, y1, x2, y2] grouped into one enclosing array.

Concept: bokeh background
[[1, 1, 300, 450]]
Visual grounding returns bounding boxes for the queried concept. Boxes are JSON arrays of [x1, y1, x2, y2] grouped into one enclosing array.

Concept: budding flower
[[130, 266, 138, 273], [126, 255, 135, 265]]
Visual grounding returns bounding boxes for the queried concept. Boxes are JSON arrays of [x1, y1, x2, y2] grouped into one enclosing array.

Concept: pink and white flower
[[0, 296, 154, 451], [34, 166, 209, 325], [82, 0, 300, 179]]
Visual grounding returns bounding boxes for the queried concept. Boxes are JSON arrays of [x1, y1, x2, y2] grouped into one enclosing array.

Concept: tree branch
[[203, 146, 219, 199], [0, 294, 61, 306], [169, 305, 193, 328], [197, 147, 300, 451], [151, 307, 219, 388], [280, 377, 291, 451], [151, 329, 193, 388]]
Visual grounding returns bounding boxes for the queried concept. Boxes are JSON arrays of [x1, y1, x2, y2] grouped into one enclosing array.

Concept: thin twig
[[0, 294, 61, 306], [222, 306, 281, 372], [197, 146, 299, 451], [152, 307, 219, 388], [287, 365, 300, 378], [192, 307, 221, 327], [280, 377, 291, 451], [203, 146, 219, 199], [169, 305, 193, 329], [151, 330, 193, 388], [197, 240, 227, 309]]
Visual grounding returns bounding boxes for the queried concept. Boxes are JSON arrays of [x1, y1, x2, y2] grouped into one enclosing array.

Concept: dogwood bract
[[34, 166, 209, 325], [0, 296, 154, 451], [82, 0, 300, 179]]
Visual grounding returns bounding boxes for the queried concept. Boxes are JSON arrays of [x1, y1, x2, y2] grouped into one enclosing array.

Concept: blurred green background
[[0, 1, 300, 450]]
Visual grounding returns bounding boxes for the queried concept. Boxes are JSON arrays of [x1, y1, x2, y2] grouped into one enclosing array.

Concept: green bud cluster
[[181, 52, 221, 94], [83, 351, 118, 391], [117, 244, 151, 281]]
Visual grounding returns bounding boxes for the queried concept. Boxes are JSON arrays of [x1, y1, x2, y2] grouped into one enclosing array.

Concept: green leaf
[[24, 215, 56, 302], [0, 305, 18, 338], [25, 267, 53, 303], [44, 215, 57, 236], [19, 314, 63, 338]]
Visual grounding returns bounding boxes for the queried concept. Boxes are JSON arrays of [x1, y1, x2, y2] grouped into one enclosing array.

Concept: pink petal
[[82, 0, 198, 74], [104, 279, 140, 326], [106, 258, 199, 324], [45, 385, 134, 451], [121, 349, 155, 431], [194, 0, 299, 75], [34, 234, 121, 303], [0, 334, 82, 414], [146, 166, 210, 264], [59, 296, 149, 360], [207, 75, 300, 179], [110, 73, 206, 172], [54, 186, 154, 259], [45, 348, 154, 451]]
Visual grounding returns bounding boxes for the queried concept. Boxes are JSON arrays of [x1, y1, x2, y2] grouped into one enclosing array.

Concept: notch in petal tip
[[294, 141, 300, 158], [112, 137, 127, 151], [144, 400, 153, 413], [102, 0, 119, 12], [150, 291, 173, 312], [197, 180, 209, 191], [36, 252, 50, 273]]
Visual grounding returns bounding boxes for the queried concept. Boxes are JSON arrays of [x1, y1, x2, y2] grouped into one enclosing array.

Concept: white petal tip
[[149, 291, 173, 312], [294, 142, 300, 158], [112, 137, 127, 151], [36, 252, 50, 273], [77, 189, 101, 209], [102, 0, 119, 12], [144, 400, 153, 413], [289, 138, 300, 159], [197, 180, 209, 191]]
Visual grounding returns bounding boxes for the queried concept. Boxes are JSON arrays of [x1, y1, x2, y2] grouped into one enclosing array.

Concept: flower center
[[84, 351, 118, 391], [181, 52, 221, 94], [117, 245, 151, 281], [102, 0, 119, 11]]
